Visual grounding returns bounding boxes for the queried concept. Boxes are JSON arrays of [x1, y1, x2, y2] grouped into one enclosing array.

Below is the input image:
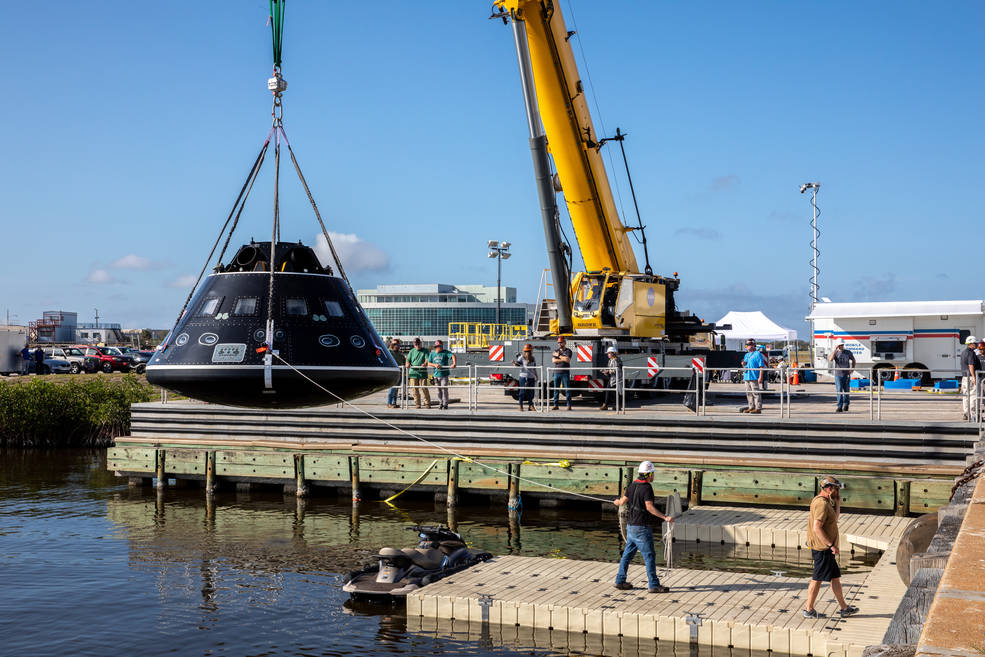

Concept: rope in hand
[[269, 351, 615, 505]]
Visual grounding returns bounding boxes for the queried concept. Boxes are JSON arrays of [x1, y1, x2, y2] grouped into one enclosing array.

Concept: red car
[[82, 346, 133, 373]]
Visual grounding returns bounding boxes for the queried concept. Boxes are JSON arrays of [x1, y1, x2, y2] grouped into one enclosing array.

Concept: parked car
[[42, 358, 72, 375], [83, 346, 133, 373], [43, 346, 87, 374], [127, 350, 154, 373]]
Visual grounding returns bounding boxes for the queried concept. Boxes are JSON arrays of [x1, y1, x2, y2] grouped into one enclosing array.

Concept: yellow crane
[[493, 0, 709, 343]]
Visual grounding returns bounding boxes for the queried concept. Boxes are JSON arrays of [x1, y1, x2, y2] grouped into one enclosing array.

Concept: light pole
[[487, 240, 511, 326], [800, 182, 820, 366]]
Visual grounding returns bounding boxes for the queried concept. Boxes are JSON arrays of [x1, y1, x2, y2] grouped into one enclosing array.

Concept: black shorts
[[811, 549, 841, 582]]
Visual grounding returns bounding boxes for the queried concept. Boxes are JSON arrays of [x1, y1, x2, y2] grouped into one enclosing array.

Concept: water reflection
[[0, 449, 876, 657]]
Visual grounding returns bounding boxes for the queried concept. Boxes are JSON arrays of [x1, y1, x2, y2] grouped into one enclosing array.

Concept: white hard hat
[[966, 336, 978, 345], [606, 346, 617, 353], [638, 460, 655, 474]]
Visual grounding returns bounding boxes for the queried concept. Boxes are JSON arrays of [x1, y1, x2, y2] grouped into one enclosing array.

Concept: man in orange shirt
[[802, 475, 859, 619]]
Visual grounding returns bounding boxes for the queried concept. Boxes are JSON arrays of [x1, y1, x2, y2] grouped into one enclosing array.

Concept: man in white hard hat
[[803, 475, 858, 619], [960, 335, 981, 421], [612, 461, 674, 593]]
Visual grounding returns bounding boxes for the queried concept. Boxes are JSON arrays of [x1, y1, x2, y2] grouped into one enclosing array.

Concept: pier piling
[[155, 449, 166, 489], [205, 451, 216, 496], [294, 454, 309, 498], [447, 458, 459, 508], [349, 455, 361, 503]]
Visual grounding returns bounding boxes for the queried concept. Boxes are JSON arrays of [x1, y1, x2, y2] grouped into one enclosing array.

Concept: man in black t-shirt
[[960, 335, 981, 420], [612, 461, 674, 593]]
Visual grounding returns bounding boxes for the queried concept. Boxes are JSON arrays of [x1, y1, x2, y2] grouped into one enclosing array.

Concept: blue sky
[[2, 1, 982, 336]]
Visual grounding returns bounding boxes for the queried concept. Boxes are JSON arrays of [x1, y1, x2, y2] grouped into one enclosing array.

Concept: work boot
[[600, 404, 609, 411], [528, 404, 534, 411], [748, 408, 762, 414], [614, 582, 633, 590], [567, 405, 573, 411], [648, 585, 670, 593], [551, 405, 559, 411], [739, 407, 750, 413], [518, 406, 525, 411]]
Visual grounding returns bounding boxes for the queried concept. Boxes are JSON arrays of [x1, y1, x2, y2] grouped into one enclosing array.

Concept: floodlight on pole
[[487, 239, 512, 325]]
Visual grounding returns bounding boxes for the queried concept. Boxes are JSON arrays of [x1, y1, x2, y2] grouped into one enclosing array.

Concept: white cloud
[[313, 232, 390, 273], [167, 274, 198, 289], [111, 254, 161, 270], [86, 268, 116, 284]]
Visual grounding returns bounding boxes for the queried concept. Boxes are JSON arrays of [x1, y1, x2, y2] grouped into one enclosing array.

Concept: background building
[[357, 283, 529, 342]]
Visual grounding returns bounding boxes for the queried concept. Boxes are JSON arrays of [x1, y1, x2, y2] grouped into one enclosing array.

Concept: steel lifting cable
[[269, 351, 617, 505], [163, 136, 273, 350], [279, 127, 348, 282], [216, 132, 273, 265]]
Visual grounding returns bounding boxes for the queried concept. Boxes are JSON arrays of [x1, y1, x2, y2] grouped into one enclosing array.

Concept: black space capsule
[[146, 241, 400, 408]]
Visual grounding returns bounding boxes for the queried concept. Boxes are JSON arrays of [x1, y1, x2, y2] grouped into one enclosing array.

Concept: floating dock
[[406, 553, 904, 657]]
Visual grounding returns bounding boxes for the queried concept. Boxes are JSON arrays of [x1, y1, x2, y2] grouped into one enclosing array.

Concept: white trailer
[[1, 325, 29, 375], [807, 300, 985, 382]]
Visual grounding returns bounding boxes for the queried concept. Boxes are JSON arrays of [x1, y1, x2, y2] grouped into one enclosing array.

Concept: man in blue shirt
[[741, 338, 766, 414]]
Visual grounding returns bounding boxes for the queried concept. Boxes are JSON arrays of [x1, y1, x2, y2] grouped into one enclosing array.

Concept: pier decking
[[407, 510, 911, 657], [407, 550, 904, 657]]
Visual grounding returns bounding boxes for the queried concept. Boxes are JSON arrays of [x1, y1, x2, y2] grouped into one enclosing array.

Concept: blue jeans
[[518, 375, 536, 406], [387, 386, 399, 406], [552, 371, 571, 407], [615, 525, 661, 588], [835, 375, 850, 410]]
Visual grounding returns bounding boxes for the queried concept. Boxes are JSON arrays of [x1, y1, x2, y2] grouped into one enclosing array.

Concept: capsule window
[[232, 297, 259, 316], [322, 300, 344, 317], [199, 297, 223, 316], [285, 298, 308, 316]]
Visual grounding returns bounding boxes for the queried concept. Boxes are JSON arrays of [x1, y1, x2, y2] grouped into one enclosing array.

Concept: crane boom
[[499, 0, 639, 275]]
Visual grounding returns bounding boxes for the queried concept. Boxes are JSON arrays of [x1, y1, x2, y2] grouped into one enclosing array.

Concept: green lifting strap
[[269, 0, 285, 69]]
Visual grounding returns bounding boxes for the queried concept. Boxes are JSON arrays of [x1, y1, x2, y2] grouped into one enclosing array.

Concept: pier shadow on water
[[0, 449, 876, 657]]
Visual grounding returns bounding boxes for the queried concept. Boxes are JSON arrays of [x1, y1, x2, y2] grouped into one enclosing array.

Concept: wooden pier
[[406, 509, 911, 657], [109, 401, 964, 514]]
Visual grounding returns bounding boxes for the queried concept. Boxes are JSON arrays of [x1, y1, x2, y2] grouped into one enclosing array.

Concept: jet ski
[[342, 525, 493, 602]]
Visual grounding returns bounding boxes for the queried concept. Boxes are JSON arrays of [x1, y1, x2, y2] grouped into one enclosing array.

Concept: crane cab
[[569, 271, 668, 338]]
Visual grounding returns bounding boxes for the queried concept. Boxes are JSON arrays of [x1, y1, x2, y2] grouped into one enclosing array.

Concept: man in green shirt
[[427, 339, 456, 410], [406, 337, 431, 409]]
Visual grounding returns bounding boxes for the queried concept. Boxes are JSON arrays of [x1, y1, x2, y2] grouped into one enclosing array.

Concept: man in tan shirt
[[803, 476, 859, 619]]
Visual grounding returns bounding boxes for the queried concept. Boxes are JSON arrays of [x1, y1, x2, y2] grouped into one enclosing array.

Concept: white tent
[[715, 311, 798, 350]]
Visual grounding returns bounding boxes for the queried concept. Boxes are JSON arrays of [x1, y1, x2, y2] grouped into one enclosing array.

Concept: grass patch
[[0, 374, 156, 447]]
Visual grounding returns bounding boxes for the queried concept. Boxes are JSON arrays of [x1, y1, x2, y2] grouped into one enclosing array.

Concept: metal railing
[[383, 360, 973, 425], [472, 363, 546, 412], [620, 366, 700, 416]]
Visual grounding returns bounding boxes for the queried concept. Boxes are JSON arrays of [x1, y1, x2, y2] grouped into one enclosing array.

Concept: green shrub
[[0, 374, 155, 447]]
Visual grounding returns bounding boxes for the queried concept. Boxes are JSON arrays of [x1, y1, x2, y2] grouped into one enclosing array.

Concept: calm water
[[0, 450, 875, 657]]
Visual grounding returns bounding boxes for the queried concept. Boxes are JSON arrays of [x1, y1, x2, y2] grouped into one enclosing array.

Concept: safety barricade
[[618, 366, 700, 416], [700, 367, 784, 418], [471, 363, 546, 413]]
